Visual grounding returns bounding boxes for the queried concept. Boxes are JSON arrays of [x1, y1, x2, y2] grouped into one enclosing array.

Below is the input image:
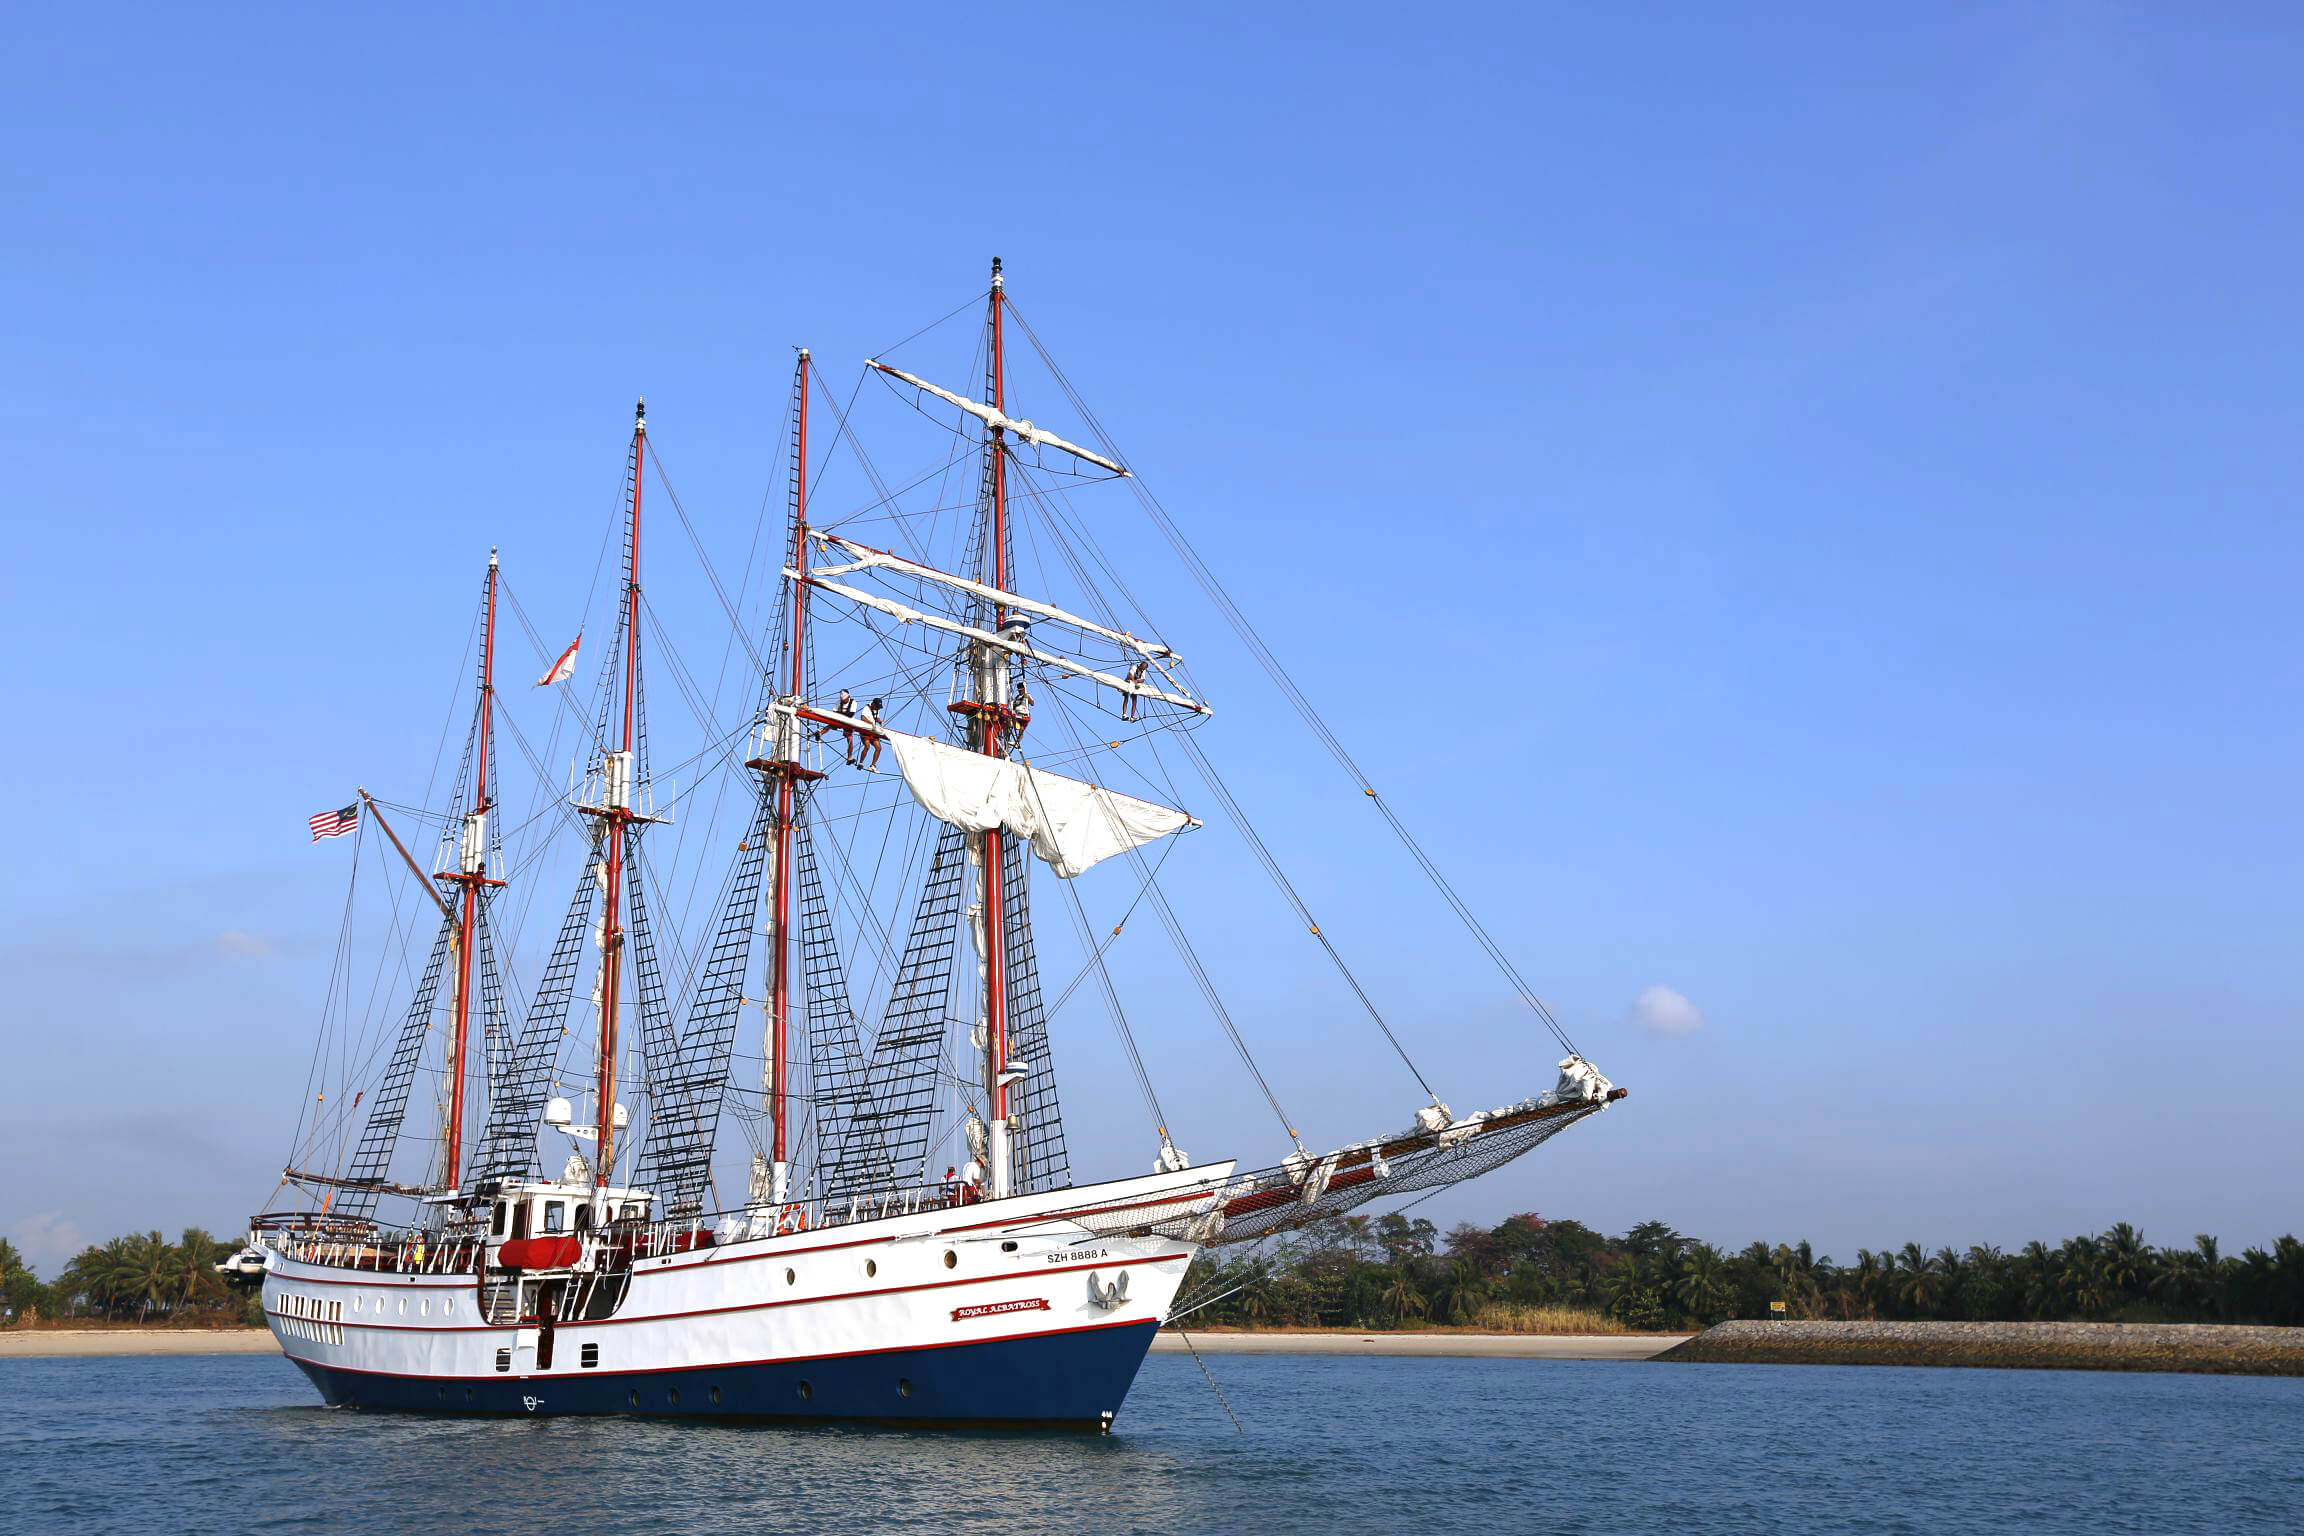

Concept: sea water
[[1, 1352, 2297, 1533]]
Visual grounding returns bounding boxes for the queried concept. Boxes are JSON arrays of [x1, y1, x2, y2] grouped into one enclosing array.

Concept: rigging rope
[[1008, 455, 1440, 1098], [1006, 299, 1582, 1060]]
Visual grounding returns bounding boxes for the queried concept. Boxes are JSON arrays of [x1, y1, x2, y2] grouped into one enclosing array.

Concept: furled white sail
[[791, 570, 1210, 714], [807, 530, 1179, 664], [884, 728, 1194, 879], [867, 360, 1129, 476]]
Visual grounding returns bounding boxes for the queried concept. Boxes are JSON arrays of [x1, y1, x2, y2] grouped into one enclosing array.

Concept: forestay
[[884, 728, 1195, 879]]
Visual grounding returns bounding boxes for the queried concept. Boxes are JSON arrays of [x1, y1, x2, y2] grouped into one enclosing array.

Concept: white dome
[[542, 1096, 573, 1126]]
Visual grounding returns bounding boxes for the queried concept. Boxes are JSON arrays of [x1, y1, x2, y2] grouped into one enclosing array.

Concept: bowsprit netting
[[1071, 1089, 1618, 1250]]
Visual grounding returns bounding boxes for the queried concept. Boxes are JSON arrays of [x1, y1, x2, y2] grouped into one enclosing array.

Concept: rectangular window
[[544, 1201, 566, 1233], [581, 1343, 600, 1369], [495, 1348, 512, 1373], [492, 1202, 509, 1237]]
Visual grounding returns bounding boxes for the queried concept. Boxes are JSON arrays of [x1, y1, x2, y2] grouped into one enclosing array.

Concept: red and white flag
[[536, 634, 581, 687], [308, 803, 359, 841]]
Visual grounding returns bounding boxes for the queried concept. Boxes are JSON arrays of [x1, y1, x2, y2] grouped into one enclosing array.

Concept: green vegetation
[[1, 1231, 262, 1327], [1176, 1214, 2304, 1333], [8, 1214, 2301, 1335]]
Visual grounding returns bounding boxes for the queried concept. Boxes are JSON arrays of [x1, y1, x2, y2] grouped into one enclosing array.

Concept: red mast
[[980, 259, 1013, 1199], [767, 352, 813, 1200], [438, 549, 499, 1192], [596, 399, 645, 1188]]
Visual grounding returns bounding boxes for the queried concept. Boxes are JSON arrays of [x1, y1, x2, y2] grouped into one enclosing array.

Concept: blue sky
[[4, 5, 2300, 1273]]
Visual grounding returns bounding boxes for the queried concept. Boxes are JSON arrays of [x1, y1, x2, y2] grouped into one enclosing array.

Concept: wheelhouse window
[[543, 1201, 566, 1234], [573, 1204, 595, 1234], [491, 1201, 509, 1238]]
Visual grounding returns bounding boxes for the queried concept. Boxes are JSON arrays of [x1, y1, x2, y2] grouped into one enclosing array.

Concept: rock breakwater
[[1658, 1320, 2304, 1376]]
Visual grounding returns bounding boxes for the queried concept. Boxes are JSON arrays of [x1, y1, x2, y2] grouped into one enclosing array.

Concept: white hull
[[258, 1165, 1228, 1429]]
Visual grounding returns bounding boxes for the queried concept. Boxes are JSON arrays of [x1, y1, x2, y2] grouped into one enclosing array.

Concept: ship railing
[[259, 1225, 486, 1277], [623, 1174, 1179, 1258]]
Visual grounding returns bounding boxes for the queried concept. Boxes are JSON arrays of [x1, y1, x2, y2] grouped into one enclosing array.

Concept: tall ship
[[227, 264, 1625, 1429]]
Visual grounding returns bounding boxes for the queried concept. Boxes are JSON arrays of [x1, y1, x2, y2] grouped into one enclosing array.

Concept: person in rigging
[[857, 697, 886, 770], [1004, 677, 1032, 755], [821, 687, 857, 763], [1120, 657, 1149, 721]]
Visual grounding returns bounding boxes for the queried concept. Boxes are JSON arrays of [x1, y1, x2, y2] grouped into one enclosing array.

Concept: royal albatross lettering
[[953, 1297, 1050, 1322]]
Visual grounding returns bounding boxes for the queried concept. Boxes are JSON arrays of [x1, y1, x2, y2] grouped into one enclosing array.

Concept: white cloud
[[216, 931, 273, 958], [1633, 984, 1704, 1037], [8, 1211, 87, 1274]]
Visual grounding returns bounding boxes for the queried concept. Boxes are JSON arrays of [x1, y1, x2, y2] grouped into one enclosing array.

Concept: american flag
[[308, 803, 359, 841]]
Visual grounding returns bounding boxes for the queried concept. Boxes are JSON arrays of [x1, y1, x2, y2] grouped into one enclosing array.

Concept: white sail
[[808, 530, 1180, 664], [790, 570, 1211, 714], [883, 728, 1194, 879], [867, 360, 1129, 476]]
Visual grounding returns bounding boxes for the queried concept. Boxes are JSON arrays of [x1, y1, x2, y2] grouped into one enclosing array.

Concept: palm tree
[[1676, 1243, 1734, 1324], [111, 1231, 180, 1321], [1850, 1249, 1884, 1319], [1601, 1256, 1650, 1319], [2016, 1240, 2059, 1320], [1383, 1264, 1430, 1326], [1431, 1257, 1486, 1326], [2186, 1234, 2228, 1320], [2100, 1223, 2153, 1303], [1895, 1243, 1941, 1316]]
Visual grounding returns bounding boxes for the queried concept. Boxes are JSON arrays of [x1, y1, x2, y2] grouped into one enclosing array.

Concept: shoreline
[[1660, 1320, 2304, 1376], [1152, 1331, 1684, 1360], [1, 1329, 279, 1358], [2, 1328, 1686, 1361]]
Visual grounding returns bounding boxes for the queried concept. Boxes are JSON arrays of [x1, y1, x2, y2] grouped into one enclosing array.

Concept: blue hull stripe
[[288, 1318, 1160, 1430]]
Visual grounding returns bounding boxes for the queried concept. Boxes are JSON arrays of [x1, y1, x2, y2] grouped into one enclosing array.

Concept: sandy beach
[[1152, 1331, 1687, 1360], [1, 1330, 279, 1358]]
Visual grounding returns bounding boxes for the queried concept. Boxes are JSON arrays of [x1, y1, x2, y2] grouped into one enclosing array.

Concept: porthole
[[420, 1299, 430, 1317], [353, 1296, 363, 1313], [943, 1250, 957, 1269], [445, 1299, 456, 1315], [784, 1268, 795, 1285], [435, 1385, 445, 1402], [1000, 1240, 1018, 1253], [398, 1298, 406, 1316], [796, 1380, 812, 1401], [896, 1378, 914, 1398], [464, 1387, 475, 1403], [629, 1389, 640, 1409], [864, 1259, 877, 1278], [708, 1385, 723, 1407], [667, 1386, 681, 1407]]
